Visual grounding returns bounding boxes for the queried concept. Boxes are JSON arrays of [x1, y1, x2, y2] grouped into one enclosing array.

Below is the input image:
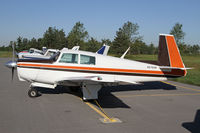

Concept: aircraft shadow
[[36, 81, 175, 109], [101, 81, 176, 93], [37, 86, 130, 108], [182, 109, 200, 133], [92, 93, 130, 109], [37, 86, 73, 95], [95, 81, 176, 108]]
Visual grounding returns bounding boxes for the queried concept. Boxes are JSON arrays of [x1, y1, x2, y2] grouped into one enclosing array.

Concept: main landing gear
[[81, 84, 101, 101]]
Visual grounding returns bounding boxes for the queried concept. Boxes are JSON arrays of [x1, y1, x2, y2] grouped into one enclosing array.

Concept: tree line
[[0, 21, 199, 55]]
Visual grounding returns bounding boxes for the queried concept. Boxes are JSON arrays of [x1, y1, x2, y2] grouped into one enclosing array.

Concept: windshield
[[29, 50, 34, 53], [46, 51, 56, 56], [51, 52, 60, 62], [59, 53, 78, 64]]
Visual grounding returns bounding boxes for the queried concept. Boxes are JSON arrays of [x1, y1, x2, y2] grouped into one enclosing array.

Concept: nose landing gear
[[28, 88, 40, 98]]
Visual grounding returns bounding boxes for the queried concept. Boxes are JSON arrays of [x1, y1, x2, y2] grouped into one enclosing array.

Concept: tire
[[28, 88, 38, 98]]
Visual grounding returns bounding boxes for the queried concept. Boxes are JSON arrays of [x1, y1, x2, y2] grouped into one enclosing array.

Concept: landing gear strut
[[81, 83, 101, 101], [28, 88, 39, 98]]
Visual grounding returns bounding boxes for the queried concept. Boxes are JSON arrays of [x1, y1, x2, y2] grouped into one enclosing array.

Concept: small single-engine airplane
[[5, 34, 188, 101], [20, 45, 110, 60], [20, 46, 80, 59], [22, 48, 59, 59], [17, 48, 44, 58]]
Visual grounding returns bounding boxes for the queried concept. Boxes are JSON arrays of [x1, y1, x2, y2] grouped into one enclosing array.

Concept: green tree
[[85, 37, 101, 52], [37, 38, 43, 49], [30, 38, 37, 48], [147, 43, 156, 54], [43, 27, 66, 49], [16, 36, 23, 51], [22, 38, 28, 50], [112, 30, 130, 54], [120, 21, 141, 42], [170, 23, 185, 45], [191, 45, 200, 54], [112, 21, 142, 54], [66, 22, 89, 49], [101, 39, 112, 46], [131, 39, 148, 54]]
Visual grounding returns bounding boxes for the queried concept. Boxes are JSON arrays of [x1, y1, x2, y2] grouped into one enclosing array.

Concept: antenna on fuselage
[[120, 47, 130, 59]]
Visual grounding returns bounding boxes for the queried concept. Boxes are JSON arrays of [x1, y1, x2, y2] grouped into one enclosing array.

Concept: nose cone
[[5, 61, 17, 68]]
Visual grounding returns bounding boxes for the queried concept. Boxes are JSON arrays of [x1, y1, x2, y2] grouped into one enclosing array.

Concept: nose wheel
[[28, 88, 39, 98]]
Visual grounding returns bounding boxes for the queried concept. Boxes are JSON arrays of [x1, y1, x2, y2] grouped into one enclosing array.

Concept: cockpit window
[[52, 52, 60, 62], [59, 53, 78, 64], [29, 50, 34, 53], [46, 51, 56, 56], [35, 51, 43, 54], [80, 54, 95, 65]]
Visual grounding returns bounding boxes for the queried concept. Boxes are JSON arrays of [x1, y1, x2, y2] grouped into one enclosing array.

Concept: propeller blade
[[12, 43, 15, 61], [6, 43, 16, 82], [12, 67, 14, 81], [5, 61, 17, 82]]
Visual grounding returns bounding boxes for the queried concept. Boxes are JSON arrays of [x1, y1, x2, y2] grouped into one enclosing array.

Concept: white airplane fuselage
[[17, 49, 185, 86]]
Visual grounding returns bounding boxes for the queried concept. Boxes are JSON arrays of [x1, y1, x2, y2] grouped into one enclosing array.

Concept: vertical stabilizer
[[158, 34, 185, 68], [96, 44, 110, 55]]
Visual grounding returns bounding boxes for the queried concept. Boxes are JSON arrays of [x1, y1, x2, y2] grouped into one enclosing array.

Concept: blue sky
[[0, 0, 199, 46]]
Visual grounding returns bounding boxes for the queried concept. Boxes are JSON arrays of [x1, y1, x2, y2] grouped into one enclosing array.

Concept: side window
[[59, 53, 78, 63], [80, 54, 95, 65], [29, 50, 34, 53]]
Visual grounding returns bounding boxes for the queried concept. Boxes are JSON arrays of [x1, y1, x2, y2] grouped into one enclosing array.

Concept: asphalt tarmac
[[0, 58, 200, 133]]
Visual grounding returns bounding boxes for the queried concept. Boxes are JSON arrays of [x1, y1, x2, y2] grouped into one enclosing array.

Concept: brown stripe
[[158, 35, 170, 66]]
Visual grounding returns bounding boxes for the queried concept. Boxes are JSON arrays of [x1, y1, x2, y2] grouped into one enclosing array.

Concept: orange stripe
[[17, 63, 185, 76], [166, 36, 184, 68]]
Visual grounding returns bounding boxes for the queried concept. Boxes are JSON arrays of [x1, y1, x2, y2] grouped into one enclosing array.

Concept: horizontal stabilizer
[[159, 66, 192, 70]]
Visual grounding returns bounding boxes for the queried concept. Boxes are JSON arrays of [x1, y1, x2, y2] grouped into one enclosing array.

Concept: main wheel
[[28, 88, 39, 98]]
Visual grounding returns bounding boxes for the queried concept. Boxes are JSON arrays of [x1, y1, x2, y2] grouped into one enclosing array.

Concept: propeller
[[5, 43, 17, 81], [12, 64, 15, 80]]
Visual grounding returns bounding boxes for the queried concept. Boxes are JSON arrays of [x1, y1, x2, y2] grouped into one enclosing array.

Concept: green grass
[[1, 51, 199, 86], [170, 55, 200, 86], [0, 51, 12, 58]]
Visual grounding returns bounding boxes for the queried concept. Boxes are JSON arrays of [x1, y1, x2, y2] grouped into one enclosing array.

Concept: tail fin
[[158, 34, 185, 68], [158, 34, 187, 76]]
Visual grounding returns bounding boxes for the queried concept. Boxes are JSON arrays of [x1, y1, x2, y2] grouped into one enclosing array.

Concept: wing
[[56, 76, 104, 86], [56, 75, 140, 86], [114, 79, 141, 85], [159, 66, 192, 70]]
